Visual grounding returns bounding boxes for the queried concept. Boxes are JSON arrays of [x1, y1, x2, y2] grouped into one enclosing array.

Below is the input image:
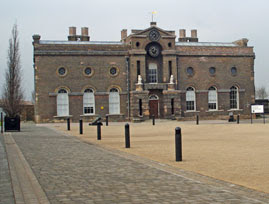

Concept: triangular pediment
[[130, 25, 176, 38]]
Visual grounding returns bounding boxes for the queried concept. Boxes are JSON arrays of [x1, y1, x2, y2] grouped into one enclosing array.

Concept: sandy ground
[[51, 120, 269, 193]]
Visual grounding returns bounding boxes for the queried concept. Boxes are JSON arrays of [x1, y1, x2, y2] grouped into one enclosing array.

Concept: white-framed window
[[57, 89, 69, 116], [230, 86, 239, 109], [109, 88, 120, 114], [148, 63, 157, 83], [208, 86, 218, 110], [186, 87, 196, 111], [83, 89, 95, 115]]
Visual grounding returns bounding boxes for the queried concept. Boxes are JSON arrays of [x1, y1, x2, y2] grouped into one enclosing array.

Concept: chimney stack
[[191, 29, 197, 38], [69, 27, 76, 36], [81, 27, 90, 41], [32, 34, 41, 44], [189, 29, 198, 42], [178, 29, 198, 42], [68, 26, 78, 41], [121, 29, 127, 42], [179, 29, 187, 42], [179, 29, 186, 38], [150, 22, 157, 26]]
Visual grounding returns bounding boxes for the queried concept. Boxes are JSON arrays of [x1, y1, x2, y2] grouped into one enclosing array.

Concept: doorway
[[149, 95, 159, 118]]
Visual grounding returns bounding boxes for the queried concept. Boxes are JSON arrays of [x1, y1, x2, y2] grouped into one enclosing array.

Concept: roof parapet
[[233, 38, 249, 47]]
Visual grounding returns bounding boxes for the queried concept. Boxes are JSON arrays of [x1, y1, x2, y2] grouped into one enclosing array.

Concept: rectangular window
[[57, 93, 69, 116], [84, 107, 94, 114], [230, 91, 238, 109], [186, 91, 195, 111], [186, 101, 195, 111], [148, 63, 157, 83], [149, 69, 157, 83], [169, 61, 172, 78], [171, 98, 174, 115], [139, 99, 142, 116], [83, 93, 95, 115], [109, 91, 120, 114], [137, 60, 140, 78], [208, 90, 217, 110]]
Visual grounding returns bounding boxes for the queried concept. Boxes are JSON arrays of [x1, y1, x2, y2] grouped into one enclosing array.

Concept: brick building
[[32, 22, 255, 123]]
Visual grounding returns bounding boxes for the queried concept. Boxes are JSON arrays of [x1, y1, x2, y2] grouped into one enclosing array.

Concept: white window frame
[[186, 87, 196, 111], [109, 88, 120, 114], [148, 63, 158, 83], [83, 89, 95, 115], [57, 89, 69, 116], [208, 87, 218, 110], [230, 86, 239, 109]]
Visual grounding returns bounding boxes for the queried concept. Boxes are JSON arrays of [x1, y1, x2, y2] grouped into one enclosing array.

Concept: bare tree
[[1, 23, 24, 117], [256, 86, 268, 99]]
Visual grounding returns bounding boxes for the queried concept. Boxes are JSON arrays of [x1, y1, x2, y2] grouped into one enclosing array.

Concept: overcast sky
[[0, 0, 269, 100]]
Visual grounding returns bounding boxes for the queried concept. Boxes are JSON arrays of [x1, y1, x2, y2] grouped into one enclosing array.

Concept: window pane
[[148, 63, 157, 83], [186, 88, 195, 111], [230, 86, 238, 109], [57, 93, 69, 116], [83, 92, 95, 115], [109, 91, 120, 114]]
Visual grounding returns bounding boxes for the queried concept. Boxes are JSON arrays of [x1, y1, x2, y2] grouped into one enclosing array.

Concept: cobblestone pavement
[[11, 124, 269, 204], [0, 134, 15, 204]]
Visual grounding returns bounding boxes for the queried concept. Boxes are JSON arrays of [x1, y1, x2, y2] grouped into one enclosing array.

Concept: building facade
[[33, 22, 255, 123]]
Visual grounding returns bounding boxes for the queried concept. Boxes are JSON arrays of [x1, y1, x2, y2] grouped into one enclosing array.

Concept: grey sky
[[1, 0, 268, 100]]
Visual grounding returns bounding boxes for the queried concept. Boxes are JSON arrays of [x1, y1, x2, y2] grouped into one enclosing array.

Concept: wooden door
[[149, 100, 158, 118]]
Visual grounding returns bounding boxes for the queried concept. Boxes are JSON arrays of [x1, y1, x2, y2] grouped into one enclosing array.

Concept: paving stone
[[0, 134, 15, 204], [9, 124, 269, 204]]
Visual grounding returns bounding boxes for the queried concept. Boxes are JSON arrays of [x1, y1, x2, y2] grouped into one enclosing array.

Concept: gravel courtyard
[[52, 120, 269, 193]]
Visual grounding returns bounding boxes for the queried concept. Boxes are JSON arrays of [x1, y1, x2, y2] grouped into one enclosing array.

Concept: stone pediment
[[130, 25, 176, 39]]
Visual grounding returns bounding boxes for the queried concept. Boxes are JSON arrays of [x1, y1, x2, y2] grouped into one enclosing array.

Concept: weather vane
[[151, 11, 157, 22]]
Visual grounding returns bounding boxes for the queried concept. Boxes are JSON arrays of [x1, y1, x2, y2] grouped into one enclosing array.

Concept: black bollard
[[152, 115, 155, 126], [251, 113, 253, 124], [106, 115, 108, 126], [263, 113, 266, 124], [79, 119, 83, 134], [1, 113, 3, 134], [196, 115, 199, 125], [125, 123, 130, 148], [67, 118, 70, 131], [175, 127, 182, 162], [237, 115, 240, 124], [97, 121, 101, 140]]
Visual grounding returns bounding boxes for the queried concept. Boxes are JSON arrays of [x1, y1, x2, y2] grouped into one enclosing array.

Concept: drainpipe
[[176, 57, 179, 90], [126, 57, 130, 119]]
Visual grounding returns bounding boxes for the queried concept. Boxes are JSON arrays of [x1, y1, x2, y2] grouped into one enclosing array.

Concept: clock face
[[148, 45, 160, 57], [149, 29, 160, 41]]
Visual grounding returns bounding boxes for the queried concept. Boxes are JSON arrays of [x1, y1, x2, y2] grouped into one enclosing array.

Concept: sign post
[[251, 105, 265, 124]]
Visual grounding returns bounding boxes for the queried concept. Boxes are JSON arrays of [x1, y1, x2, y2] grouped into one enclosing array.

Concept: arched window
[[109, 88, 120, 114], [186, 87, 196, 111], [230, 86, 239, 109], [208, 86, 217, 110], [57, 89, 69, 116], [83, 89, 95, 115]]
